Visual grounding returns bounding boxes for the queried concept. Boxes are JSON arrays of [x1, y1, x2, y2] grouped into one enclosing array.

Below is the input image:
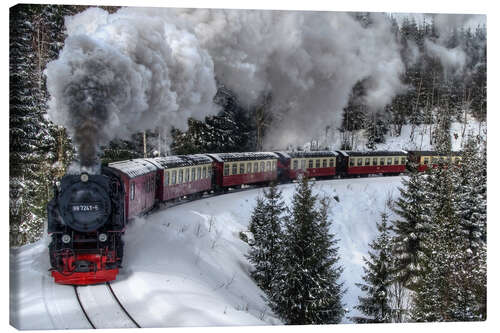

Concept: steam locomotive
[[47, 149, 461, 285]]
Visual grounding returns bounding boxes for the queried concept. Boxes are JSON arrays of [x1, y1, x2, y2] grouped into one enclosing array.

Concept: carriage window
[[293, 160, 298, 170], [394, 157, 399, 165], [232, 164, 238, 175], [247, 162, 252, 173], [273, 161, 277, 170], [349, 158, 354, 167], [130, 182, 135, 200], [365, 158, 371, 166], [373, 158, 378, 166], [224, 165, 229, 176], [165, 171, 170, 186], [314, 159, 319, 168], [186, 168, 190, 182], [266, 161, 271, 171], [401, 157, 406, 165], [431, 157, 438, 164], [322, 159, 327, 168], [357, 158, 363, 166], [424, 158, 429, 165], [309, 160, 313, 169], [203, 166, 207, 178], [172, 170, 177, 184], [254, 162, 259, 172], [197, 167, 201, 179], [260, 162, 265, 172], [240, 163, 245, 174], [179, 169, 184, 183], [387, 158, 392, 165], [380, 158, 385, 166], [329, 159, 334, 167], [301, 160, 306, 170]]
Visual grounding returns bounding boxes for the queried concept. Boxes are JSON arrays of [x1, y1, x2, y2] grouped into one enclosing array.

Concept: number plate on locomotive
[[71, 204, 100, 212]]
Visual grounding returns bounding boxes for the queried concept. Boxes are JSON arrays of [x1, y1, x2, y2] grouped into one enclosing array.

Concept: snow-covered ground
[[10, 176, 404, 329]]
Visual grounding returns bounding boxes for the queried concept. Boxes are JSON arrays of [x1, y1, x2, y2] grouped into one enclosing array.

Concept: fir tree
[[270, 177, 345, 324], [353, 212, 394, 323], [247, 182, 286, 294], [391, 171, 430, 289]]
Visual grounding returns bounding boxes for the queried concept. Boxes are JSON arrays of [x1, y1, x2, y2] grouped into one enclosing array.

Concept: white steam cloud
[[46, 8, 409, 163]]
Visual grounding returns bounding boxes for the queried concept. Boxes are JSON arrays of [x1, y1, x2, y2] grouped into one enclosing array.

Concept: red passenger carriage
[[275, 151, 338, 180], [152, 154, 213, 201], [337, 150, 407, 176], [207, 152, 278, 190]]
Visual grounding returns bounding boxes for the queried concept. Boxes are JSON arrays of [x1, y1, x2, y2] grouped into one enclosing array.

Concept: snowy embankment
[[10, 176, 404, 329]]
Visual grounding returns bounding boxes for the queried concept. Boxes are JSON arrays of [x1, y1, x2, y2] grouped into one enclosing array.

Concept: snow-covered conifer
[[269, 177, 345, 324], [247, 182, 286, 294], [353, 212, 394, 323]]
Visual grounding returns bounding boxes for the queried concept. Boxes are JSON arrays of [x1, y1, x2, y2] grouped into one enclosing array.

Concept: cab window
[[401, 157, 406, 165], [329, 159, 334, 167], [224, 165, 229, 176], [322, 159, 327, 168], [424, 158, 429, 165], [130, 182, 135, 200], [349, 158, 354, 167]]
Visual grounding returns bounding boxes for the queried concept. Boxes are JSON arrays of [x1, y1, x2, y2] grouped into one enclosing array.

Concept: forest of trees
[[246, 135, 486, 324]]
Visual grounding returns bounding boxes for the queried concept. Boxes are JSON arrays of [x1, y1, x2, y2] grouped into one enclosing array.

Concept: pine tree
[[269, 177, 345, 325], [247, 182, 286, 294], [391, 171, 430, 289], [353, 212, 394, 323]]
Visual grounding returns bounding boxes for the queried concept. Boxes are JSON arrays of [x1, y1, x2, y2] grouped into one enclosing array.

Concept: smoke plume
[[47, 7, 410, 163]]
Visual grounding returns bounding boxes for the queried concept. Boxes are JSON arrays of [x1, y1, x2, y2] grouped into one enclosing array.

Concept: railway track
[[74, 282, 141, 329]]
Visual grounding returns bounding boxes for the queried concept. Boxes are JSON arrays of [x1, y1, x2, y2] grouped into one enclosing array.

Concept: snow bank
[[10, 176, 404, 328]]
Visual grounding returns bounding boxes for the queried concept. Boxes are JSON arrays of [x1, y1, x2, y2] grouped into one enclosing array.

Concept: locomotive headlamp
[[98, 233, 108, 242], [81, 173, 89, 182], [62, 234, 71, 244]]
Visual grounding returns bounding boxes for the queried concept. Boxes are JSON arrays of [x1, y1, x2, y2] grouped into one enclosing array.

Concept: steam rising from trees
[[45, 7, 485, 168]]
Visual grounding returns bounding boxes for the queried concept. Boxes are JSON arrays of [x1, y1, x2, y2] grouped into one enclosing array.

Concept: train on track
[[47, 149, 461, 285]]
